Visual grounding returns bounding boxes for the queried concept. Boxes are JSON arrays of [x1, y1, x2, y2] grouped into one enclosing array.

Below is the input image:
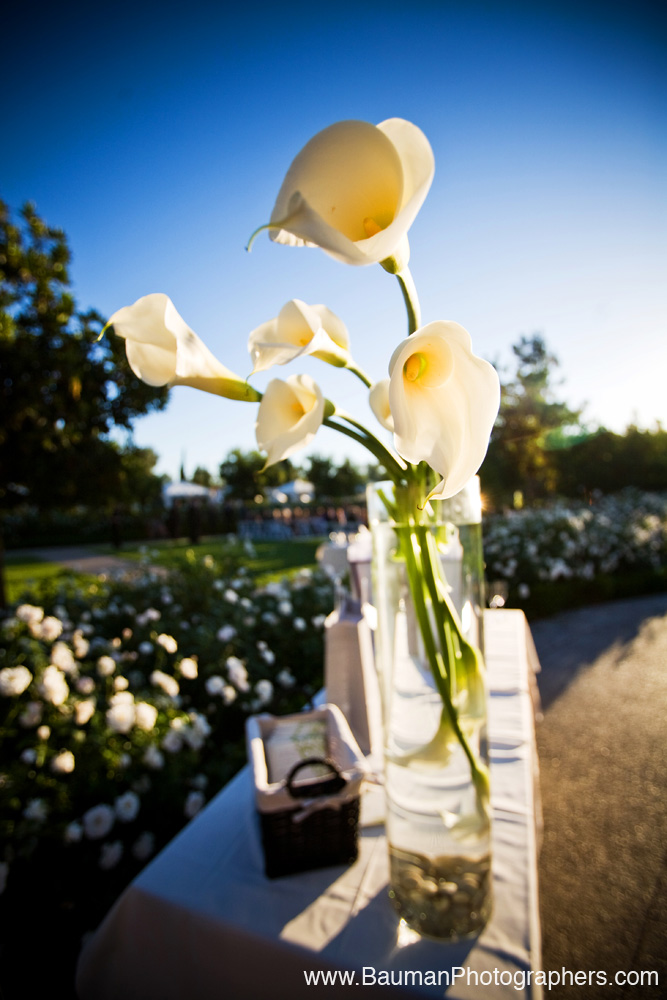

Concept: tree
[[191, 466, 213, 487], [305, 454, 366, 500], [304, 454, 338, 498], [0, 200, 168, 601], [553, 424, 667, 497], [219, 449, 295, 500], [481, 334, 582, 508], [116, 445, 167, 509]]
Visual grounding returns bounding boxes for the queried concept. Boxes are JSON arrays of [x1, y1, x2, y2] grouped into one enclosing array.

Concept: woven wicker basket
[[246, 704, 367, 878]]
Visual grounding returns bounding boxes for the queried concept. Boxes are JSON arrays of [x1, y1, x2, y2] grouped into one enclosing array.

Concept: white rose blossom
[[225, 657, 250, 692], [132, 832, 155, 861], [156, 633, 178, 654], [133, 701, 157, 731], [51, 642, 76, 674], [19, 700, 43, 728], [38, 665, 69, 706], [253, 679, 273, 707], [150, 670, 179, 698], [248, 299, 351, 374], [161, 730, 183, 754], [255, 118, 434, 268], [106, 701, 136, 735], [222, 684, 237, 705], [96, 655, 116, 677], [51, 750, 75, 774], [115, 791, 141, 822], [178, 657, 198, 679], [64, 821, 83, 844], [15, 604, 44, 626], [99, 841, 124, 870], [24, 798, 48, 822], [142, 745, 165, 770], [184, 790, 205, 819], [108, 293, 261, 401], [0, 666, 33, 697], [135, 608, 160, 626], [181, 711, 211, 751], [205, 675, 225, 696], [255, 374, 325, 469], [33, 616, 63, 642], [83, 804, 115, 839], [72, 630, 89, 658], [75, 699, 96, 726], [387, 321, 501, 502]]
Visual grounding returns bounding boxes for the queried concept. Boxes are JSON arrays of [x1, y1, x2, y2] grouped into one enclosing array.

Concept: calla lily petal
[[369, 379, 394, 432], [388, 322, 500, 500], [266, 118, 434, 267], [248, 299, 351, 374], [109, 294, 261, 402], [255, 374, 324, 468]]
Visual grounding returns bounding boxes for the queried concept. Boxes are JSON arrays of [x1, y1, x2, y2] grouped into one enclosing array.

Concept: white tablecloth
[[76, 610, 543, 999]]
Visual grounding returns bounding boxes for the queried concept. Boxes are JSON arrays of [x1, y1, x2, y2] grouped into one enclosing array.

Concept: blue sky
[[5, 0, 666, 480]]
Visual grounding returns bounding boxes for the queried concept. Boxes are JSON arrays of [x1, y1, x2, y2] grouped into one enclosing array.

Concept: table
[[76, 610, 543, 999]]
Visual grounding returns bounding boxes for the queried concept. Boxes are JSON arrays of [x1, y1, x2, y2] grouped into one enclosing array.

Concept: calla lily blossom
[[252, 118, 434, 268], [248, 299, 351, 373], [388, 322, 500, 502], [369, 379, 394, 432], [108, 294, 260, 402], [255, 374, 325, 468]]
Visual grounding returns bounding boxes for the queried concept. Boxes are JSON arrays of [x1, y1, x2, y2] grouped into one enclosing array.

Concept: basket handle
[[286, 757, 346, 799]]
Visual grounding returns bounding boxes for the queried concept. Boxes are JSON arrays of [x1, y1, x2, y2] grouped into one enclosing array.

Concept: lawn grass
[[97, 535, 325, 581], [2, 536, 327, 601], [2, 553, 71, 604]]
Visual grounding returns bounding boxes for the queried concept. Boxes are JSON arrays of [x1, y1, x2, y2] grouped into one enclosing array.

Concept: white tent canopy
[[267, 479, 315, 503], [162, 482, 221, 504]]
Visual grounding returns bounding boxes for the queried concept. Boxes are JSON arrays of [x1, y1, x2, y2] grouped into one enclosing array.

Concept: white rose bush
[[0, 544, 334, 951], [106, 117, 501, 815], [484, 489, 667, 614]]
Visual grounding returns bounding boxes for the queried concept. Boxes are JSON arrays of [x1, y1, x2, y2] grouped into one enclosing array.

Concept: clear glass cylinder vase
[[368, 478, 492, 940]]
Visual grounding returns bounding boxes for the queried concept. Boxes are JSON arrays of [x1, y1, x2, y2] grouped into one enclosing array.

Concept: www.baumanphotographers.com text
[[303, 966, 659, 989]]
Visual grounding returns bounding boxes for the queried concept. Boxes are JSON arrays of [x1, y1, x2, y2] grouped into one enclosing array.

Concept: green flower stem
[[388, 494, 490, 808], [395, 267, 421, 335], [412, 525, 490, 804], [345, 363, 373, 389], [322, 417, 404, 481], [329, 409, 407, 479]]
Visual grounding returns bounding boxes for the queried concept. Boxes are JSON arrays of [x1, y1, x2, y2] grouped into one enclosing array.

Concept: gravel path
[[531, 594, 667, 999], [15, 545, 143, 577]]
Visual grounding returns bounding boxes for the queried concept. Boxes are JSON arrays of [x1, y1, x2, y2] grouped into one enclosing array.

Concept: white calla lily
[[109, 293, 260, 402], [255, 374, 325, 468], [255, 118, 434, 267], [248, 299, 350, 373], [369, 379, 394, 432], [388, 322, 500, 501]]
